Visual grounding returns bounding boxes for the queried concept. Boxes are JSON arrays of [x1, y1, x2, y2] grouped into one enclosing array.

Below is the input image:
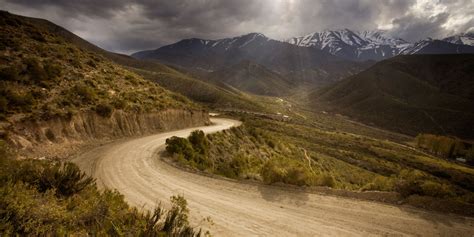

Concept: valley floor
[[71, 118, 474, 236]]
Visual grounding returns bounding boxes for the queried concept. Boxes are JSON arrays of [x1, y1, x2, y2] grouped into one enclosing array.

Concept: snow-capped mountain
[[287, 29, 474, 60], [286, 29, 411, 61], [399, 38, 474, 55], [132, 32, 369, 84], [133, 33, 271, 60], [442, 32, 474, 46]]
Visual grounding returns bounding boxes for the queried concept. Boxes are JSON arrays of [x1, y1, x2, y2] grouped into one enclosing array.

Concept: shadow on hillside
[[257, 184, 309, 207]]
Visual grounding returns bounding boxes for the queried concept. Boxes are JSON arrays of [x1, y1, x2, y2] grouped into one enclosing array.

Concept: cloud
[[0, 0, 472, 53]]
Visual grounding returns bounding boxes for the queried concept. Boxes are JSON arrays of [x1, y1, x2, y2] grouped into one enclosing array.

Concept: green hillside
[[311, 54, 474, 139], [0, 11, 198, 122], [0, 11, 264, 113], [205, 60, 295, 96]]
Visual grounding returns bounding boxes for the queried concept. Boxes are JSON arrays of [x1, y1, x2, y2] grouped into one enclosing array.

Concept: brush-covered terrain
[[312, 54, 474, 139], [133, 66, 265, 111], [0, 11, 207, 235], [205, 60, 295, 96], [0, 11, 198, 123], [166, 112, 474, 213], [0, 141, 201, 236]]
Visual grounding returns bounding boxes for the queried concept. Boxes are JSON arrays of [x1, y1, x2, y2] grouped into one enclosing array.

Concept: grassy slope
[[0, 11, 204, 235], [311, 54, 474, 139], [205, 60, 295, 96], [3, 11, 264, 113], [133, 67, 265, 111], [0, 11, 198, 123], [167, 113, 474, 213]]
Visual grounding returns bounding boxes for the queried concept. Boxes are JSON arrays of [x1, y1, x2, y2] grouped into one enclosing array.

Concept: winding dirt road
[[71, 118, 474, 236]]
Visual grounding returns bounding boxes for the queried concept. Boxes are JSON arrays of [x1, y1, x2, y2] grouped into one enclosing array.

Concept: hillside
[[134, 67, 265, 111], [204, 60, 295, 96], [132, 33, 369, 85], [0, 11, 201, 121], [0, 11, 264, 116], [312, 54, 474, 139], [0, 11, 215, 160]]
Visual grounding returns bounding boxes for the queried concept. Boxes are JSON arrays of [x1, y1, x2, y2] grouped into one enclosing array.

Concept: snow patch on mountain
[[286, 29, 411, 60], [443, 32, 474, 46]]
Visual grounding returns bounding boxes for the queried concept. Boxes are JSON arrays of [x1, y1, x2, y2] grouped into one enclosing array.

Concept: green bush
[[0, 142, 202, 236], [6, 90, 34, 112], [419, 180, 454, 198], [166, 136, 195, 159], [261, 158, 315, 186], [72, 84, 97, 103], [95, 103, 113, 118], [24, 57, 48, 82], [44, 62, 62, 80], [188, 130, 209, 155], [0, 66, 20, 82]]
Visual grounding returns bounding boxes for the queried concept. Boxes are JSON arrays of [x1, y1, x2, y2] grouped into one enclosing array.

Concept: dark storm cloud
[[1, 0, 472, 53], [6, 0, 128, 17], [391, 13, 451, 42]]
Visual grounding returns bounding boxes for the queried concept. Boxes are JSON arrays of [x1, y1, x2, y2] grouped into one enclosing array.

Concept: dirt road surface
[[71, 118, 474, 236]]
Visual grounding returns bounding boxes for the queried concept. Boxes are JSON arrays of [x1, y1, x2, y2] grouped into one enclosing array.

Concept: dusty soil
[[71, 118, 474, 236]]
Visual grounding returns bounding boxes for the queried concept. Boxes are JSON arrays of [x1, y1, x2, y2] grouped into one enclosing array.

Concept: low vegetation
[[415, 133, 474, 165], [135, 68, 265, 111], [0, 140, 202, 236], [166, 114, 474, 206], [0, 11, 197, 123]]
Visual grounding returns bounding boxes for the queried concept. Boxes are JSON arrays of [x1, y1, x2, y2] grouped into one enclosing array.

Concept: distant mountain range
[[132, 33, 370, 86], [287, 29, 474, 61], [133, 30, 474, 85]]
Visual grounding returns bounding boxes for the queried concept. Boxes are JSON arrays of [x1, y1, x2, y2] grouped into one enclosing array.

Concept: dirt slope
[[71, 118, 474, 236]]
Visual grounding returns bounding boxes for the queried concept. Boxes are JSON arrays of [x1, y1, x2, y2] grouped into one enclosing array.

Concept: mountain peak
[[242, 32, 267, 38]]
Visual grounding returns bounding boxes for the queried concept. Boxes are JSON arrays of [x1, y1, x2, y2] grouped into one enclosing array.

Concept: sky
[[1, 0, 473, 54]]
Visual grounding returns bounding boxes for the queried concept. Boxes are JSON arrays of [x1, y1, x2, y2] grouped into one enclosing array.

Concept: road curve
[[71, 118, 474, 236]]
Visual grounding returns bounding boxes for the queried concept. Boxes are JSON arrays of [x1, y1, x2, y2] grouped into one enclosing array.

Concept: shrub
[[166, 136, 195, 159], [24, 57, 48, 82], [72, 84, 97, 103], [0, 147, 202, 235], [317, 174, 335, 188], [86, 60, 97, 68], [0, 66, 20, 82], [261, 159, 288, 184], [112, 99, 128, 110], [95, 103, 113, 118], [260, 158, 314, 186], [419, 180, 454, 198], [7, 90, 34, 112], [44, 62, 62, 80], [188, 130, 209, 155]]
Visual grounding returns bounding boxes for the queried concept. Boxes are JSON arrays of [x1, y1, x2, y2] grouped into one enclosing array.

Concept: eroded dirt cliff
[[4, 109, 209, 158]]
